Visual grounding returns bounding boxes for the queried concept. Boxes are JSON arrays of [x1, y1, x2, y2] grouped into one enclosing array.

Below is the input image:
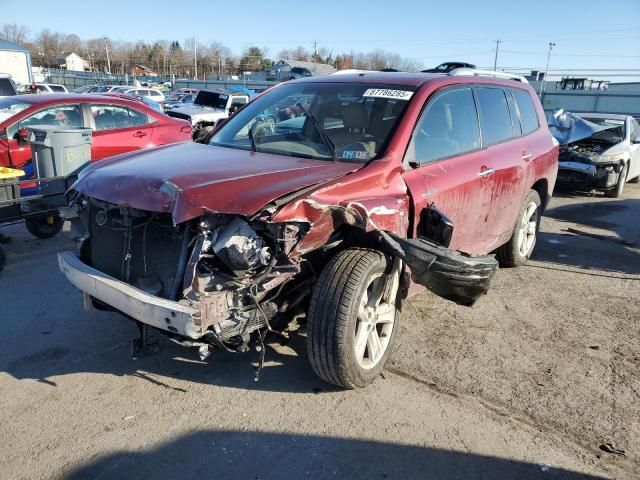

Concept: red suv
[[58, 72, 558, 388]]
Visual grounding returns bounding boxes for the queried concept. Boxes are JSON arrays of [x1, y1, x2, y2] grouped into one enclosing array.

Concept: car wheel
[[605, 162, 628, 198], [496, 190, 541, 268], [25, 214, 63, 239], [307, 248, 401, 389]]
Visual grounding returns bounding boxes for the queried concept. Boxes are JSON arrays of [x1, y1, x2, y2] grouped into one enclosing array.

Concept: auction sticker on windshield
[[363, 89, 413, 100]]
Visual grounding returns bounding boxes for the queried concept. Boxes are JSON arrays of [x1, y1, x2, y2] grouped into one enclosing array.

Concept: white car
[[17, 83, 68, 94], [165, 89, 249, 134], [112, 87, 165, 102], [552, 112, 640, 197]]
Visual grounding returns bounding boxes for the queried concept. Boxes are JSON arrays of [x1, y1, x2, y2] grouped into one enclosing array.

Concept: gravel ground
[[0, 184, 638, 480]]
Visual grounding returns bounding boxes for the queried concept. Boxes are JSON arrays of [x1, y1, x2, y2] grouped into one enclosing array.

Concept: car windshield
[[582, 117, 627, 137], [194, 91, 228, 109], [0, 98, 31, 123], [210, 82, 414, 162]]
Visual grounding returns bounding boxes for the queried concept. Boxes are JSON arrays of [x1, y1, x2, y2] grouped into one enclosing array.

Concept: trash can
[[28, 126, 92, 179]]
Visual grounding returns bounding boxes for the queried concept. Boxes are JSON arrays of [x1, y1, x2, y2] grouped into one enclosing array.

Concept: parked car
[[162, 92, 196, 111], [0, 74, 17, 98], [110, 87, 165, 102], [550, 111, 640, 197], [0, 93, 191, 171], [166, 89, 250, 135], [101, 93, 165, 113], [58, 71, 557, 389], [421, 62, 477, 73], [17, 83, 68, 94]]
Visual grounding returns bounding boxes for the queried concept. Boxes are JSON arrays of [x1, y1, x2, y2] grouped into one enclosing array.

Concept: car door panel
[[90, 104, 153, 160], [401, 86, 494, 256]]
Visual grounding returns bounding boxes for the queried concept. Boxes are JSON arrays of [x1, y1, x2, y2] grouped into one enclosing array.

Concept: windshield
[[194, 91, 228, 109], [0, 98, 31, 123], [582, 117, 627, 137], [210, 83, 414, 162]]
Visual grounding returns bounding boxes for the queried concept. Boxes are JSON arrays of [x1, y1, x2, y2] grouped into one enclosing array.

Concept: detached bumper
[[58, 251, 203, 339]]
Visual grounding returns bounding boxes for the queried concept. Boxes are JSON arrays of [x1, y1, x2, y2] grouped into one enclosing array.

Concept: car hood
[[73, 142, 361, 223], [548, 110, 619, 145]]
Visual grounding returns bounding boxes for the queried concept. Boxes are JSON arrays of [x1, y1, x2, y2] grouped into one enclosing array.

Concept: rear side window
[[475, 87, 513, 146], [50, 85, 66, 92], [512, 89, 539, 134], [91, 104, 149, 130], [409, 87, 480, 164]]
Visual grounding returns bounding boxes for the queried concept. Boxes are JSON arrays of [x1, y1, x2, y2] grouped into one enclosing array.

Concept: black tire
[[605, 162, 628, 198], [0, 245, 5, 273], [25, 215, 63, 239], [307, 248, 401, 389], [496, 190, 541, 268]]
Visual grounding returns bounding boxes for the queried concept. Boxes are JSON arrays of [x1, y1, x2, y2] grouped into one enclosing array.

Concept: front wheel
[[25, 214, 63, 239], [307, 248, 401, 389], [496, 190, 541, 267]]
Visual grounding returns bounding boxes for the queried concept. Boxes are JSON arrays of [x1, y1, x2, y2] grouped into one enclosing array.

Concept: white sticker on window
[[362, 88, 413, 100]]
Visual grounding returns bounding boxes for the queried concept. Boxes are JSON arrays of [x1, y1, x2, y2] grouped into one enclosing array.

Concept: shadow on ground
[[532, 199, 640, 275], [62, 429, 605, 480]]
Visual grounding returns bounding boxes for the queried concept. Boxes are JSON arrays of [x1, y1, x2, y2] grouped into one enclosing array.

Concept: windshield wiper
[[304, 112, 338, 162]]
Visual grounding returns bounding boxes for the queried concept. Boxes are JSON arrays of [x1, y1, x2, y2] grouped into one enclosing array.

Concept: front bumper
[[58, 251, 203, 339], [557, 161, 620, 189]]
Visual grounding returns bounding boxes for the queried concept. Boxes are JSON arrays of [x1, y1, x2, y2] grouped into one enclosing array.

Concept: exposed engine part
[[560, 142, 607, 157], [211, 217, 271, 273]]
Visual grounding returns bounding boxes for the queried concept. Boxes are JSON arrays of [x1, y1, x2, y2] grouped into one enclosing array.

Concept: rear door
[[473, 86, 527, 249], [402, 86, 495, 255], [628, 118, 640, 180], [88, 103, 154, 160]]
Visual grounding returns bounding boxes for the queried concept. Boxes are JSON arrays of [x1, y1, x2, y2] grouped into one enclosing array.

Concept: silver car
[[552, 112, 640, 197]]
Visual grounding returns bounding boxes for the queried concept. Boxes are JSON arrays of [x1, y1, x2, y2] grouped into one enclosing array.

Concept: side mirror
[[17, 127, 29, 145]]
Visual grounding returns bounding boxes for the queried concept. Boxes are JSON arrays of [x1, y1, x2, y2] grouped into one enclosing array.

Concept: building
[[55, 52, 89, 72], [266, 59, 336, 82], [130, 64, 158, 77], [0, 39, 33, 84]]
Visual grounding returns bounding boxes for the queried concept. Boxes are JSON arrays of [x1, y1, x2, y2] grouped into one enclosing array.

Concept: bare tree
[[1, 23, 29, 44]]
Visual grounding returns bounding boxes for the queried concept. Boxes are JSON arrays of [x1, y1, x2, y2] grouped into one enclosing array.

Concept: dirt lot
[[0, 184, 638, 480]]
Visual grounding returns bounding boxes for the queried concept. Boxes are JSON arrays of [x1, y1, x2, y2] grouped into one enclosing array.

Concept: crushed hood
[[73, 142, 360, 223], [548, 110, 619, 145]]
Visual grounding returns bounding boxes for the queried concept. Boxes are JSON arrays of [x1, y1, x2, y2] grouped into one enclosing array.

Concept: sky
[[2, 0, 640, 81]]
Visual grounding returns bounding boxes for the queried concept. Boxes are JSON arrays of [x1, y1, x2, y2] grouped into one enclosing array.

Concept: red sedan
[[0, 93, 192, 169]]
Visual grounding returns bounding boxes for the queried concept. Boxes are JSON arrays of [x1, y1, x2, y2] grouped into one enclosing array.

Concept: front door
[[402, 86, 494, 256]]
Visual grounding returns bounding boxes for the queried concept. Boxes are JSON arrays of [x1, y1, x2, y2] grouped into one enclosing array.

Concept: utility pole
[[313, 40, 317, 75], [493, 39, 501, 71], [540, 41, 556, 103], [104, 37, 111, 74], [194, 35, 198, 80]]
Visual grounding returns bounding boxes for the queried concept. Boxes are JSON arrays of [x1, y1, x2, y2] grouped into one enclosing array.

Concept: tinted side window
[[512, 89, 539, 134], [91, 105, 131, 130], [475, 87, 513, 145], [505, 90, 522, 136], [128, 108, 149, 126], [410, 88, 480, 164]]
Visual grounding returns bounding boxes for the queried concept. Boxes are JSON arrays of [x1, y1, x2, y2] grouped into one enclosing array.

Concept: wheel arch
[[531, 178, 549, 212]]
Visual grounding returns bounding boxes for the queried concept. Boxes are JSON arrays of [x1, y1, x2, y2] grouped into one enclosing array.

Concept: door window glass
[[475, 87, 513, 145], [511, 89, 539, 134], [16, 104, 83, 134], [91, 105, 133, 130], [409, 88, 480, 164]]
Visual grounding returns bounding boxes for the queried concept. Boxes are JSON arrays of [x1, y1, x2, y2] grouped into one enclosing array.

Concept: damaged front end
[[59, 194, 311, 355], [549, 110, 627, 190]]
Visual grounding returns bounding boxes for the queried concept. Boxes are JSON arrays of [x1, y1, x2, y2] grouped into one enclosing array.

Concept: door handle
[[478, 168, 494, 177], [522, 152, 533, 161], [133, 131, 147, 138]]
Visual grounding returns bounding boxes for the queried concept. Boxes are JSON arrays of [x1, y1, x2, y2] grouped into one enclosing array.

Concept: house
[[55, 52, 89, 72], [0, 39, 33, 84], [130, 64, 158, 77], [265, 59, 336, 82]]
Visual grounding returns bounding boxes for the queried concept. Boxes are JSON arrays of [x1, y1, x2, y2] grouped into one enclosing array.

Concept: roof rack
[[448, 68, 529, 83]]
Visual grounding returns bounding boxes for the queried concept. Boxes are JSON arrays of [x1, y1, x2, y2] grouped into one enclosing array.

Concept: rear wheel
[[605, 162, 628, 198], [25, 214, 63, 239], [497, 190, 541, 267], [307, 248, 401, 389]]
